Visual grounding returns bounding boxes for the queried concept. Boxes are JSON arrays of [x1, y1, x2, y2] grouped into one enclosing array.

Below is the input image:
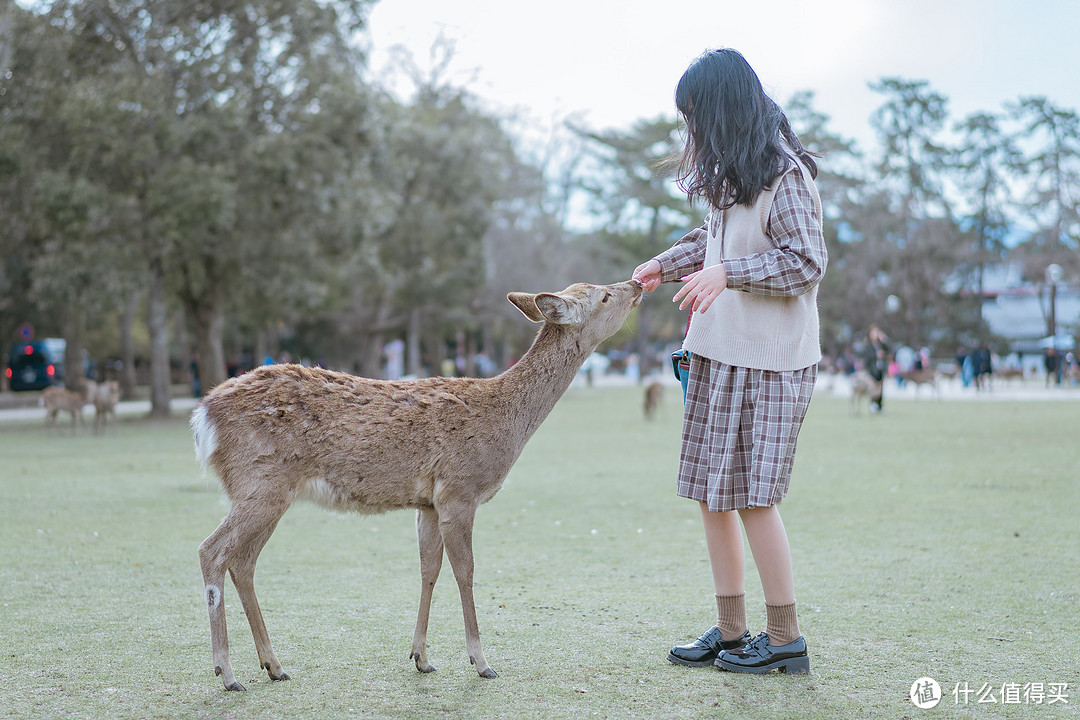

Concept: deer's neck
[[497, 324, 593, 439]]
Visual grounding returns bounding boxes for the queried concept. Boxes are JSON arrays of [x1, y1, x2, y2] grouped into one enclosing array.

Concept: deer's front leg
[[410, 508, 444, 673], [439, 506, 497, 678]]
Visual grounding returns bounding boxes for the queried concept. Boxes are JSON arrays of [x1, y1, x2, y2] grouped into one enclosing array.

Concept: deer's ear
[[534, 293, 584, 325], [507, 292, 545, 322]]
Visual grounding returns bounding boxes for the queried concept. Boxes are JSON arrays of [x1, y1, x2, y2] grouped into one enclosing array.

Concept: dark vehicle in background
[[5, 338, 68, 391]]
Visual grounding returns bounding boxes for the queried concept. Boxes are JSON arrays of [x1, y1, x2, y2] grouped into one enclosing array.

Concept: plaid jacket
[[654, 156, 827, 371]]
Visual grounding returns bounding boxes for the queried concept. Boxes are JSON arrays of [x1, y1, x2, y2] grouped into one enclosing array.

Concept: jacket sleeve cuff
[[655, 225, 707, 282], [721, 256, 753, 290]]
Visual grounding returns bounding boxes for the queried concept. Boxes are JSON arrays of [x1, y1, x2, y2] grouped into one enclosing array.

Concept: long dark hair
[[674, 48, 818, 210]]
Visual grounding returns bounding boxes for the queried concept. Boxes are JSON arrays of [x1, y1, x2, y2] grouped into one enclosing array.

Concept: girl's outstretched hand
[[631, 259, 663, 292], [672, 263, 727, 314]]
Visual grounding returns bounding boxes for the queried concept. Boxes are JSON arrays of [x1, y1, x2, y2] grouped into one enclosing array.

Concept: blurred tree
[[24, 0, 378, 409], [1008, 97, 1080, 281], [952, 111, 1023, 293], [471, 127, 577, 372], [570, 116, 701, 376], [0, 4, 59, 360], [333, 42, 522, 378], [865, 77, 964, 346], [0, 3, 132, 391], [227, 68, 377, 371], [159, 0, 372, 396], [870, 78, 952, 219]]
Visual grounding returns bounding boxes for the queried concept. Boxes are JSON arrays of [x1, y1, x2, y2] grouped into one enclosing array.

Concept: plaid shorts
[[677, 355, 817, 512]]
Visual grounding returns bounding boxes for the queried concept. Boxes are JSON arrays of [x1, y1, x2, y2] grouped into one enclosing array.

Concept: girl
[[632, 48, 826, 674]]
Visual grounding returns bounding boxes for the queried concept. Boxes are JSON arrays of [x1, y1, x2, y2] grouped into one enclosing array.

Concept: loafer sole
[[715, 655, 810, 674], [667, 652, 716, 667]]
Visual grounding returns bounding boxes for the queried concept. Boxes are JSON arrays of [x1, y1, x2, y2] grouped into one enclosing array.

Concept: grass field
[[0, 384, 1077, 720]]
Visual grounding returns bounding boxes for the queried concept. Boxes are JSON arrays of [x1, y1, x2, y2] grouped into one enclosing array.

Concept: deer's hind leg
[[229, 519, 289, 682], [199, 485, 292, 691], [410, 507, 444, 673]]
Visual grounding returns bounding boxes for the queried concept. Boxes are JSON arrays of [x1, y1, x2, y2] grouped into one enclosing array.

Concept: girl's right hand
[[632, 259, 662, 292]]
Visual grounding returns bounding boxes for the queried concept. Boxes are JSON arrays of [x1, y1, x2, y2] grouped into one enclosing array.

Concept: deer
[[93, 379, 120, 434], [190, 280, 644, 691], [848, 370, 881, 415], [899, 367, 939, 398], [995, 366, 1025, 385], [42, 380, 96, 432], [643, 380, 664, 420]]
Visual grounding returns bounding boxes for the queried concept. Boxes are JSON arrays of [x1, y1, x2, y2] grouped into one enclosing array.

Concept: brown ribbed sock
[[715, 593, 747, 643], [765, 602, 800, 646]]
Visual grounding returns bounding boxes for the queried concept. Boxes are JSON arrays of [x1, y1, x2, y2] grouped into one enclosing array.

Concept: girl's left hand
[[673, 263, 727, 314]]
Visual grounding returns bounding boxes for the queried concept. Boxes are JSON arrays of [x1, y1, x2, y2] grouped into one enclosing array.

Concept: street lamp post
[[1046, 263, 1063, 386]]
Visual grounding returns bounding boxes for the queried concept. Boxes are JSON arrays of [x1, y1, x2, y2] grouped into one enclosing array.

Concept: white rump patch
[[190, 406, 218, 476]]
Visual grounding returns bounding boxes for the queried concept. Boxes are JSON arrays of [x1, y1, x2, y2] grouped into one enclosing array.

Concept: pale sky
[[365, 0, 1080, 154]]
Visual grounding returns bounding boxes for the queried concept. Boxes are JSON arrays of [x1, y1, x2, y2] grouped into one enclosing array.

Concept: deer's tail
[[190, 405, 218, 477]]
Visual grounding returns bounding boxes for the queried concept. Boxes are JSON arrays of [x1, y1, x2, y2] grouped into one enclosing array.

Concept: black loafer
[[715, 632, 810, 674], [667, 627, 752, 667]]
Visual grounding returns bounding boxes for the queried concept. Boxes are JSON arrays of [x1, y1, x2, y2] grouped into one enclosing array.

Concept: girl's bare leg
[[700, 503, 745, 596], [738, 505, 801, 645], [737, 505, 795, 605]]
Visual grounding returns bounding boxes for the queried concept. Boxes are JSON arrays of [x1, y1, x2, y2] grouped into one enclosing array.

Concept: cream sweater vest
[[682, 157, 823, 372]]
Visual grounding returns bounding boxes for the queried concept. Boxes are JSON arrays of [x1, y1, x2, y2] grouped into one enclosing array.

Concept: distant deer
[[42, 380, 96, 432], [995, 366, 1025, 385], [899, 367, 939, 398], [191, 280, 644, 691], [643, 380, 664, 419], [93, 380, 120, 434], [849, 371, 880, 415]]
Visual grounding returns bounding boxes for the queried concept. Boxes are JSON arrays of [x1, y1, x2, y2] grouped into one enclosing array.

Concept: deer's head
[[507, 280, 644, 347]]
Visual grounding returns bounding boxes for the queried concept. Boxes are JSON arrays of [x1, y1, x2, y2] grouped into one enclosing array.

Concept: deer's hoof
[[263, 660, 290, 681], [224, 680, 247, 692], [410, 653, 437, 673], [478, 667, 498, 679]]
